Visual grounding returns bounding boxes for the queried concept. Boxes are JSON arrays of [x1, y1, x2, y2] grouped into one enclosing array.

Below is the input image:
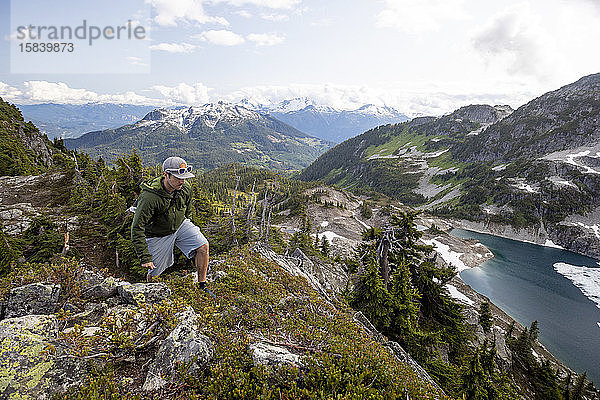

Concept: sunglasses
[[165, 165, 193, 175]]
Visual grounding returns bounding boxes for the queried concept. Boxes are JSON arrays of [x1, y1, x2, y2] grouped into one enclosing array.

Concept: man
[[131, 156, 210, 291]]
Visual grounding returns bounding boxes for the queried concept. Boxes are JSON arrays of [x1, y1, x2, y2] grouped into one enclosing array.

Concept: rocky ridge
[[0, 246, 449, 399], [65, 102, 332, 171]]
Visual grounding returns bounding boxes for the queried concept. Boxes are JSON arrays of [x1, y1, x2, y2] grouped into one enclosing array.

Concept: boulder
[[118, 282, 171, 306], [65, 302, 106, 328], [143, 307, 213, 391], [4, 283, 61, 318], [249, 342, 300, 367], [0, 315, 86, 399], [253, 243, 348, 300], [79, 269, 105, 292], [82, 276, 119, 300]]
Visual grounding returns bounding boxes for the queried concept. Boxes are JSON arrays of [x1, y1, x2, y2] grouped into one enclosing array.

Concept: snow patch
[[423, 239, 469, 272], [544, 239, 564, 249], [318, 231, 347, 243], [547, 176, 577, 189], [509, 178, 539, 193], [554, 262, 600, 309], [423, 149, 449, 158], [320, 221, 329, 228], [543, 148, 600, 175], [569, 222, 600, 239], [492, 164, 508, 171], [353, 213, 370, 229], [445, 284, 474, 305], [368, 153, 399, 160]]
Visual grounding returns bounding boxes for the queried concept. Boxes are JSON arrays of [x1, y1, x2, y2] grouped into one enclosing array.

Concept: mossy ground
[[3, 248, 452, 399]]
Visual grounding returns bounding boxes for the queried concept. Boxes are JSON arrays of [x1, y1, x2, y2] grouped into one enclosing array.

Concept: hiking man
[[131, 156, 210, 290]]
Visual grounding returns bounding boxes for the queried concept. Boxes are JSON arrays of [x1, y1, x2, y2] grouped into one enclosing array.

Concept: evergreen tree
[[479, 302, 493, 333], [349, 249, 394, 328], [571, 372, 587, 400], [360, 200, 373, 219], [461, 350, 488, 400], [320, 236, 330, 257]]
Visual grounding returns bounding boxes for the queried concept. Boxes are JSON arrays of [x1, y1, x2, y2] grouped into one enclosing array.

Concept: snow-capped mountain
[[247, 98, 410, 143], [140, 102, 263, 132], [65, 102, 332, 172]]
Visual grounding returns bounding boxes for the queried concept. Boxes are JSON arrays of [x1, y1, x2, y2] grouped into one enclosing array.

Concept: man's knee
[[197, 242, 209, 255]]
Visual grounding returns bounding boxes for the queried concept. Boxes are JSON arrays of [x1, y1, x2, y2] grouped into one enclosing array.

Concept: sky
[[1, 0, 599, 116]]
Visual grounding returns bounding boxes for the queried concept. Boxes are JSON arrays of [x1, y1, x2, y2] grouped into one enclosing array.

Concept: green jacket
[[131, 176, 193, 264]]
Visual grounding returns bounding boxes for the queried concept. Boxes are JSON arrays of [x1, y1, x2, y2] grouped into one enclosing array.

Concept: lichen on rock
[[4, 283, 61, 319], [142, 306, 213, 391]]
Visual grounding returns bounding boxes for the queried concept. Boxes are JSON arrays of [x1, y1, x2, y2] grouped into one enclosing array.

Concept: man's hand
[[142, 261, 155, 270]]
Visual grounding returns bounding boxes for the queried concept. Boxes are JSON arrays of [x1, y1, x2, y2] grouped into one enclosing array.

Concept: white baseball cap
[[162, 156, 195, 179]]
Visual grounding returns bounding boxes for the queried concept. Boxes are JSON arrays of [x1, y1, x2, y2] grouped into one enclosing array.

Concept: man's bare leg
[[195, 243, 209, 283]]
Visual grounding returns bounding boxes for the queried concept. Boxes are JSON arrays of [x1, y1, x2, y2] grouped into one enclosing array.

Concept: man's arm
[[131, 194, 155, 265], [184, 182, 194, 219]]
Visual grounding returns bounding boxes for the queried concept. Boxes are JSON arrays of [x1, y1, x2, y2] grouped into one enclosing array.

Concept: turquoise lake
[[452, 228, 600, 384]]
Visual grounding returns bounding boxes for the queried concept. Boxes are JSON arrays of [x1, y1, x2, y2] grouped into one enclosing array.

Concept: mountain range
[[17, 99, 408, 144], [64, 102, 332, 172], [255, 97, 409, 143], [17, 103, 156, 139], [299, 73, 600, 259]]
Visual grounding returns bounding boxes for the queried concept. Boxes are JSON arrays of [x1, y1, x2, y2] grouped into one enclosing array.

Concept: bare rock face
[[0, 315, 86, 399], [253, 244, 348, 299], [249, 342, 301, 367], [143, 307, 213, 391], [118, 282, 171, 306], [4, 283, 61, 318]]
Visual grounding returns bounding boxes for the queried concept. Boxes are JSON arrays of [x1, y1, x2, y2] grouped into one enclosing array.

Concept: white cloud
[[235, 10, 253, 18], [23, 81, 100, 104], [0, 82, 23, 101], [147, 0, 229, 26], [127, 57, 149, 67], [260, 13, 289, 21], [247, 33, 285, 46], [222, 82, 533, 116], [212, 0, 301, 9], [150, 42, 196, 53], [152, 82, 210, 104], [376, 0, 467, 34], [196, 30, 246, 46], [8, 81, 159, 105], [100, 91, 160, 105], [472, 4, 550, 77]]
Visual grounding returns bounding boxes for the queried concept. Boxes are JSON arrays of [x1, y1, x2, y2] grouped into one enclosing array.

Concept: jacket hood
[[140, 176, 172, 199]]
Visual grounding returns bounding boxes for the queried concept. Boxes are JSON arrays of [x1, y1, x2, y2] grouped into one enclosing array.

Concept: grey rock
[[79, 269, 105, 292], [82, 276, 119, 300], [118, 282, 171, 306], [66, 302, 106, 328], [254, 244, 348, 300], [5, 283, 61, 318], [143, 307, 213, 391], [249, 342, 300, 367], [0, 314, 86, 399], [213, 270, 228, 282]]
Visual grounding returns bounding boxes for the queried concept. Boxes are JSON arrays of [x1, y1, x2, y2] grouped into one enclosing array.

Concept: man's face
[[163, 172, 185, 191]]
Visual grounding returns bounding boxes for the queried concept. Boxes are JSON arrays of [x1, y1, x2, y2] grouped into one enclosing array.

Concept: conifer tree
[[320, 236, 330, 257], [479, 302, 493, 333]]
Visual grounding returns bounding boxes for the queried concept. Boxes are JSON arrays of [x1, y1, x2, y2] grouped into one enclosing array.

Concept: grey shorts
[[146, 219, 208, 277]]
